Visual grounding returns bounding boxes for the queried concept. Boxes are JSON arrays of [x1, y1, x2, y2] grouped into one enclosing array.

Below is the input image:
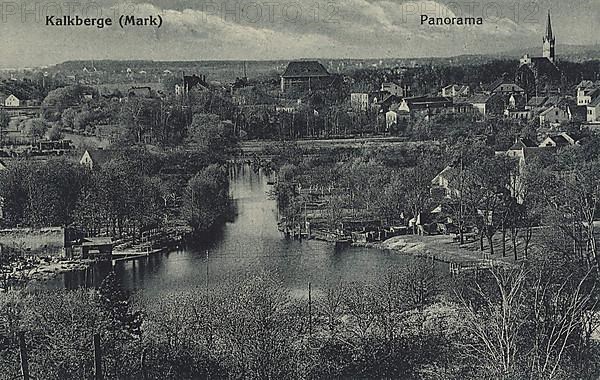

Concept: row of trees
[[45, 86, 240, 148], [0, 156, 165, 241], [0, 150, 232, 239]]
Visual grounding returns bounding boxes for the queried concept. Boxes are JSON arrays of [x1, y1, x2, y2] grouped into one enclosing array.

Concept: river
[[43, 164, 442, 297]]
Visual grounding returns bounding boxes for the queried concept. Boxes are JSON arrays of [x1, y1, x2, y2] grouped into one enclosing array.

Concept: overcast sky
[[0, 0, 598, 68]]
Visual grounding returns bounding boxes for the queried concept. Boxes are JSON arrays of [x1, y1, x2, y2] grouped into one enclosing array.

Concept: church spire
[[545, 10, 553, 40], [543, 10, 555, 62]]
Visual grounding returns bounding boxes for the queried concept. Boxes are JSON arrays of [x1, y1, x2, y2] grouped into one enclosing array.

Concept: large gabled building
[[280, 61, 331, 93]]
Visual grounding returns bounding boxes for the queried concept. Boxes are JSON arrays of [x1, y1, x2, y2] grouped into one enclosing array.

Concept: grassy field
[[240, 137, 438, 153], [375, 229, 543, 267]]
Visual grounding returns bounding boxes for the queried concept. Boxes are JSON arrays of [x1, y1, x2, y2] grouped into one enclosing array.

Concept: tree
[[24, 118, 49, 143], [538, 153, 600, 273], [524, 257, 597, 380], [444, 139, 493, 244], [48, 125, 64, 141], [0, 109, 9, 144], [186, 113, 239, 157], [61, 107, 77, 129], [73, 170, 107, 236], [73, 110, 97, 132], [41, 85, 96, 120], [506, 159, 547, 261], [119, 98, 157, 144], [377, 172, 406, 225], [470, 155, 516, 255], [457, 267, 527, 379], [402, 158, 438, 234], [184, 164, 230, 233], [99, 271, 142, 337], [456, 255, 598, 380], [0, 159, 88, 227]]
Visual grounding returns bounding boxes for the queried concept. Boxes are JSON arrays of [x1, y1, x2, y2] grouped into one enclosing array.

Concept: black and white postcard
[[0, 1, 599, 379]]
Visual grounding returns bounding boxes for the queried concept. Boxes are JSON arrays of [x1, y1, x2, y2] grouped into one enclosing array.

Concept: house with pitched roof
[[280, 61, 331, 92], [430, 166, 461, 199], [539, 132, 576, 148], [80, 149, 115, 170], [576, 80, 600, 106], [526, 96, 548, 110], [4, 94, 20, 107], [399, 96, 453, 115], [467, 94, 491, 116], [381, 81, 407, 97], [484, 76, 525, 95], [350, 83, 381, 112], [466, 93, 504, 118], [587, 96, 600, 123], [504, 94, 532, 120], [385, 103, 410, 129], [442, 84, 470, 98], [539, 105, 571, 126], [376, 94, 402, 113]]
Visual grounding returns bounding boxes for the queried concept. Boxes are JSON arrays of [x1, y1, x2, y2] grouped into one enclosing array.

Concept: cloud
[[0, 0, 595, 67]]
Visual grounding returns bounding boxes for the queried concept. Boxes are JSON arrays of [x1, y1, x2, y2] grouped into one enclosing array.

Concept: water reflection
[[43, 164, 443, 298]]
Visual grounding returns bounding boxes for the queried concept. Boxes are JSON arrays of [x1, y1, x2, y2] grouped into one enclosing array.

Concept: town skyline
[[2, 42, 600, 72], [0, 0, 598, 68]]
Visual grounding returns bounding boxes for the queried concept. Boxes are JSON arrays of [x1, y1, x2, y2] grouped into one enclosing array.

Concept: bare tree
[[457, 267, 527, 379], [526, 264, 596, 380]]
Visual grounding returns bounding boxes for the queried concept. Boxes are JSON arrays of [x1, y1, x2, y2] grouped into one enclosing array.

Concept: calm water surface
[[43, 164, 440, 297]]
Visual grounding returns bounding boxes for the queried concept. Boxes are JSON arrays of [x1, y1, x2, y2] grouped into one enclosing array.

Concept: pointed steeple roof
[[545, 10, 553, 40]]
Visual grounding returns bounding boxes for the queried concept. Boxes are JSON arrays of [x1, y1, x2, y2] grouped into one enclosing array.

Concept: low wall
[[0, 227, 66, 258]]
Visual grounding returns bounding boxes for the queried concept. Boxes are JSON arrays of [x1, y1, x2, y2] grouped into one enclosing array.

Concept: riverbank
[[1, 259, 95, 289], [0, 223, 192, 290], [357, 234, 516, 269]]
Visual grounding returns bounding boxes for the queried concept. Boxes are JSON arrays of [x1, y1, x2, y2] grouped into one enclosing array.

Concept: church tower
[[543, 10, 555, 62]]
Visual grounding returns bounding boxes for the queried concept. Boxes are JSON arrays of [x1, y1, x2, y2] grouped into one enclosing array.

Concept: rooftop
[[80, 237, 113, 247], [509, 138, 538, 150], [590, 96, 600, 107], [577, 80, 600, 89], [485, 76, 517, 92], [527, 96, 547, 107], [467, 94, 492, 104], [83, 149, 116, 167], [282, 61, 330, 78], [545, 134, 571, 146]]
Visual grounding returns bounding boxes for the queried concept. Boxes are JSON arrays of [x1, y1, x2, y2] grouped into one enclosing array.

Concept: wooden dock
[[111, 247, 168, 264]]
